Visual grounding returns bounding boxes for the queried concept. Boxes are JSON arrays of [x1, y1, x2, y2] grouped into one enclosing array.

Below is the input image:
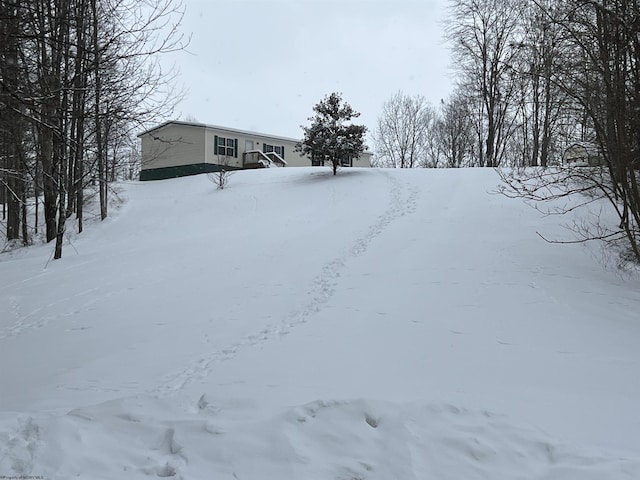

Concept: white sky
[[166, 0, 453, 141]]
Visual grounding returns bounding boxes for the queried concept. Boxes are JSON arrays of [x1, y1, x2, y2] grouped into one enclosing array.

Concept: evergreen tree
[[297, 93, 367, 175]]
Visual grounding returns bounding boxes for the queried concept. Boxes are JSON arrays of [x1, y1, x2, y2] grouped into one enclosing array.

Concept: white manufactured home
[[138, 121, 372, 181]]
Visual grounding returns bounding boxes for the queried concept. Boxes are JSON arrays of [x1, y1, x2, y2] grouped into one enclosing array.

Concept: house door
[[245, 140, 254, 152]]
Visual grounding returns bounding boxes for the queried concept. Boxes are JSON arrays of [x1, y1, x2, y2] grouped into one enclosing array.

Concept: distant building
[[138, 121, 373, 181], [562, 142, 605, 167]]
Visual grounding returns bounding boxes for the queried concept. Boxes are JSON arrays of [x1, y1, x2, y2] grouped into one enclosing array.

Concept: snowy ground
[[1, 167, 639, 479]]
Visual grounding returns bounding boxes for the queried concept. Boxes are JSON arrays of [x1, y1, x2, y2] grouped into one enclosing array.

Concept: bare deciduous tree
[[207, 157, 235, 190], [498, 0, 640, 264], [373, 91, 437, 168], [435, 91, 474, 168], [0, 0, 187, 258], [446, 0, 521, 167]]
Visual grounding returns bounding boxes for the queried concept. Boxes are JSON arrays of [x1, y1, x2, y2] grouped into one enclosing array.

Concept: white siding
[[141, 123, 205, 169], [140, 121, 372, 171], [204, 128, 309, 167]]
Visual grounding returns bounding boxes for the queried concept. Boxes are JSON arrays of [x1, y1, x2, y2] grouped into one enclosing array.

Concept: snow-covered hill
[[1, 167, 639, 479]]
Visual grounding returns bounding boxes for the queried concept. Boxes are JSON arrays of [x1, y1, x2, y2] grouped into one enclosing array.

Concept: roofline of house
[[137, 120, 303, 144], [138, 120, 373, 156]]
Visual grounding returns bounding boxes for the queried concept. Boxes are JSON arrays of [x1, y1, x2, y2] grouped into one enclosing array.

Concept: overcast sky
[[166, 0, 452, 142]]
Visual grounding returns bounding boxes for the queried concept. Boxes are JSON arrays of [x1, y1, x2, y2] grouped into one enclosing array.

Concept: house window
[[263, 143, 285, 158], [214, 135, 238, 157]]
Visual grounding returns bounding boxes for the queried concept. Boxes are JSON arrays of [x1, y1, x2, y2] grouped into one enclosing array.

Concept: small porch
[[243, 150, 287, 169]]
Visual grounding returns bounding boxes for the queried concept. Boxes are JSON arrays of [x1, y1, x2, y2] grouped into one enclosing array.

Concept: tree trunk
[[2, 0, 23, 242], [92, 0, 107, 221]]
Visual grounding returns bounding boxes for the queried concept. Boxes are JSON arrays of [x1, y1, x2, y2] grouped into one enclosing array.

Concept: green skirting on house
[[139, 163, 241, 181]]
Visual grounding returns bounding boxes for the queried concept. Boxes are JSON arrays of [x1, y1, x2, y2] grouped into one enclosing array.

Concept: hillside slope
[[1, 167, 639, 479]]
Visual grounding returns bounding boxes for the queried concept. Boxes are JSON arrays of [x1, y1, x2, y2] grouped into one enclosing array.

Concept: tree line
[[376, 0, 640, 170], [0, 0, 185, 258]]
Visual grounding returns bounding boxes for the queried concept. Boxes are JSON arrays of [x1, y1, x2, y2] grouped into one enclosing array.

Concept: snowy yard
[[1, 167, 639, 479]]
